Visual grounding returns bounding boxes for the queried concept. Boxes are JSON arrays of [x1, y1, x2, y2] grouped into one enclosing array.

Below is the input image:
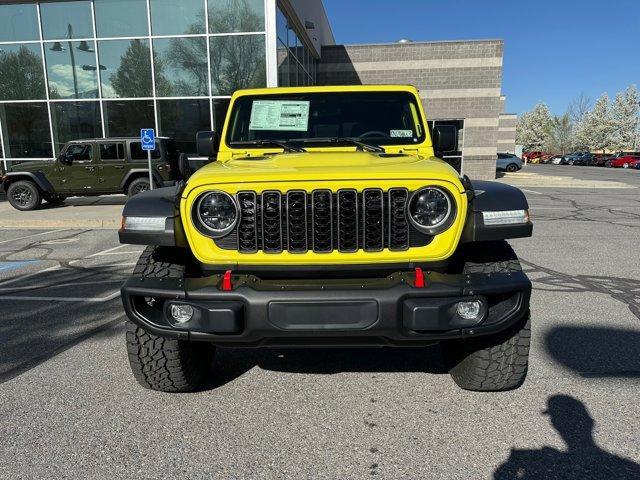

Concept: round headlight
[[408, 187, 455, 234], [195, 191, 238, 237]]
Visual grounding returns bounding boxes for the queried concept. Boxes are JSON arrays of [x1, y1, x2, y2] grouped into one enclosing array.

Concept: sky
[[322, 0, 640, 115]]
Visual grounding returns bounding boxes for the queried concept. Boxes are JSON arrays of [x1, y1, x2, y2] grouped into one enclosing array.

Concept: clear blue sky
[[322, 0, 640, 115]]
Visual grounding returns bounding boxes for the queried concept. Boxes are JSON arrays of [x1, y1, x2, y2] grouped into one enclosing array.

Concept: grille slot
[[228, 189, 430, 253], [388, 188, 409, 251], [362, 189, 384, 252], [261, 191, 283, 253], [337, 189, 359, 252]]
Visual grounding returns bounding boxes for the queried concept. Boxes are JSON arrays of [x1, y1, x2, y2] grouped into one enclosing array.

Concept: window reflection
[[0, 3, 39, 42], [153, 37, 208, 97], [0, 103, 52, 157], [210, 35, 266, 96], [95, 0, 148, 38], [104, 100, 155, 137], [157, 99, 210, 154], [277, 40, 289, 87], [41, 1, 94, 40], [0, 44, 46, 101], [99, 39, 152, 98], [208, 0, 264, 33], [50, 101, 102, 154], [45, 40, 99, 99], [150, 0, 205, 36]]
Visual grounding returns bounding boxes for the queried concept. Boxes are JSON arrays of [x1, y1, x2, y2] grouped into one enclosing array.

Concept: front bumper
[[121, 270, 531, 347]]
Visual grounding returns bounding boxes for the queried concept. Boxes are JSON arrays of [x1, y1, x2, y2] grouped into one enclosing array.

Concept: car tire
[[441, 241, 530, 391], [126, 246, 216, 393], [506, 163, 518, 172], [127, 177, 151, 197], [7, 180, 42, 211], [623, 163, 629, 169]]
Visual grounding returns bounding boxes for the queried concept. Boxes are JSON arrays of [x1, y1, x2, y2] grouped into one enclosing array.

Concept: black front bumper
[[121, 270, 531, 347]]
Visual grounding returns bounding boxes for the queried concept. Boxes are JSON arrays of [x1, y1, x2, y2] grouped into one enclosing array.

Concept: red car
[[606, 155, 640, 168]]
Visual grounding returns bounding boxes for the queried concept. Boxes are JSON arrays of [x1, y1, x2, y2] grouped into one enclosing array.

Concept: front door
[[57, 143, 98, 194], [97, 142, 126, 193]]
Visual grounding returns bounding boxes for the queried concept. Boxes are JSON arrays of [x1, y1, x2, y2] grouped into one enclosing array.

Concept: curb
[[0, 219, 121, 229]]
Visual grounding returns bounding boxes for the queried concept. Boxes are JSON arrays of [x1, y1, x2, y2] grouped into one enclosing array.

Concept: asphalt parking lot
[[0, 165, 639, 479]]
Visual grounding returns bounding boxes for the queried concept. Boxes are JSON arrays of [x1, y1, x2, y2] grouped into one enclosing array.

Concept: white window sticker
[[390, 129, 413, 138], [249, 100, 310, 131]]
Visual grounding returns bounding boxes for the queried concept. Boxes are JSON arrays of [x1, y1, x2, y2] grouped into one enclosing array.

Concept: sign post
[[140, 128, 155, 190]]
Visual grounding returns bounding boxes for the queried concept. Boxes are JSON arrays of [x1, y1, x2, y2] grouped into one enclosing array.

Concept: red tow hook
[[413, 267, 426, 288], [221, 270, 233, 291]]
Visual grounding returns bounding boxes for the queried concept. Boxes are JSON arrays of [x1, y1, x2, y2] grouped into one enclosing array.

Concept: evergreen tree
[[610, 85, 639, 151]]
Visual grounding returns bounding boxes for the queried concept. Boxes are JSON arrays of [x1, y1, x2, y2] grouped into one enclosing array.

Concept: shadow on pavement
[[545, 326, 640, 378], [494, 394, 640, 479], [207, 345, 446, 388]]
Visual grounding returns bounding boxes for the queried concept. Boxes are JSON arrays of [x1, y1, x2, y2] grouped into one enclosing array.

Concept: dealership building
[[0, 0, 514, 179]]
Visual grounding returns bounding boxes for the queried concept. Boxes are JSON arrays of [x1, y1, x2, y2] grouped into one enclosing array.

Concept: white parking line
[[521, 189, 543, 195], [0, 291, 121, 303], [0, 229, 68, 245], [86, 244, 128, 257]]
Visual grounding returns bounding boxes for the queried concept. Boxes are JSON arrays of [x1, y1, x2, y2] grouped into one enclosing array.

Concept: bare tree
[[567, 93, 592, 125]]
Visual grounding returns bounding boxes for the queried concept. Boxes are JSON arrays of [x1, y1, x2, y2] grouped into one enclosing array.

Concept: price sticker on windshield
[[249, 100, 310, 131]]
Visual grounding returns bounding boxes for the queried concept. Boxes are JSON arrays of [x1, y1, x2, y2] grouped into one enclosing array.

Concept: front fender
[[118, 185, 187, 247], [2, 171, 56, 194], [460, 180, 533, 243]]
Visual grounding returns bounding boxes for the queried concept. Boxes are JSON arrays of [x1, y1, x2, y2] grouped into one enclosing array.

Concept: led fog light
[[169, 304, 194, 324], [456, 300, 482, 321]]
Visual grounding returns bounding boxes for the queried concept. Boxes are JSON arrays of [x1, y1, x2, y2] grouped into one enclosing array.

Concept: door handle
[[85, 166, 95, 171], [114, 165, 125, 169]]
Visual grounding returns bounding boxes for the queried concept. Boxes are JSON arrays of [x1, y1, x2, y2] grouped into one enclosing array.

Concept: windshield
[[226, 91, 426, 148]]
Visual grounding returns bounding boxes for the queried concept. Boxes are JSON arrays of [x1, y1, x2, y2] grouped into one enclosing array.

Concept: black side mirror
[[432, 125, 457, 155], [59, 153, 73, 165], [196, 130, 219, 158]]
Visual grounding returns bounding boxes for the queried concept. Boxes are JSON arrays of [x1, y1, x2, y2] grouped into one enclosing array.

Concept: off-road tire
[[127, 177, 151, 197], [442, 241, 530, 391], [126, 246, 215, 392], [7, 180, 42, 211]]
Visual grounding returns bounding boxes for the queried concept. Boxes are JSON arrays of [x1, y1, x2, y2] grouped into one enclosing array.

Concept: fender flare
[[460, 180, 533, 243], [2, 171, 56, 194], [119, 169, 164, 192]]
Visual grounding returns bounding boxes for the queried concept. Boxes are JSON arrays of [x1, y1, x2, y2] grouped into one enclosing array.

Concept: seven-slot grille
[[228, 188, 416, 254]]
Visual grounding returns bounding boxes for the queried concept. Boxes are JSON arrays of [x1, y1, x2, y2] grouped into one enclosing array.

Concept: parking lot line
[[0, 229, 68, 245], [0, 291, 121, 303], [86, 244, 128, 257]]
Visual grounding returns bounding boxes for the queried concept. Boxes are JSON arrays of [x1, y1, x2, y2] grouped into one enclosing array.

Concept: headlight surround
[[407, 187, 456, 235], [194, 190, 238, 238]]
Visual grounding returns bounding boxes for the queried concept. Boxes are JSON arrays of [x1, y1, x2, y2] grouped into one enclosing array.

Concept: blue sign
[[140, 128, 155, 150]]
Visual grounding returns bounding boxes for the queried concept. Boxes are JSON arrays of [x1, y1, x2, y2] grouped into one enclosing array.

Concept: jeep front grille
[[214, 188, 432, 253]]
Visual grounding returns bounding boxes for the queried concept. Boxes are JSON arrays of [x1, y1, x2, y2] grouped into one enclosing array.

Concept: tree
[[516, 103, 552, 150], [610, 85, 639, 151], [110, 39, 170, 98], [574, 93, 614, 153], [567, 93, 592, 125], [544, 114, 572, 154], [0, 46, 46, 100]]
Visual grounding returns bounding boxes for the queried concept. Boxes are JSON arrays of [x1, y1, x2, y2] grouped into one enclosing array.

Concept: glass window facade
[[276, 6, 316, 87], [0, 0, 268, 167]]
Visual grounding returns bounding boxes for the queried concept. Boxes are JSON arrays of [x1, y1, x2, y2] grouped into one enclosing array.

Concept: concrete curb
[[0, 219, 121, 229]]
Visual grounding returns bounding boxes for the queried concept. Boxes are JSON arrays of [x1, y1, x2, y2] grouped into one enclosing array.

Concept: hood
[[186, 151, 463, 192], [7, 160, 53, 173]]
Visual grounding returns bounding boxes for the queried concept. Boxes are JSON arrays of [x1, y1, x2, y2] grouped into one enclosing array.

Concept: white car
[[550, 155, 564, 165]]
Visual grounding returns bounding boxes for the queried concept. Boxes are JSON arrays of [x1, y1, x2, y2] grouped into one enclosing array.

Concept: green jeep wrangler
[[1, 137, 181, 211]]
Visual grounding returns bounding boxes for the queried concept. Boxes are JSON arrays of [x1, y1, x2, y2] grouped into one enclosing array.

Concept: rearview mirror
[[432, 125, 457, 155], [196, 131, 219, 158]]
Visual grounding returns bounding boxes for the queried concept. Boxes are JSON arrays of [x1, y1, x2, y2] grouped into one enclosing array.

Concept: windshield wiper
[[299, 137, 385, 153], [229, 140, 306, 153]]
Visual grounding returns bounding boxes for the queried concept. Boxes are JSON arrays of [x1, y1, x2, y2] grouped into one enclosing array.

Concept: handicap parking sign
[[140, 128, 155, 150]]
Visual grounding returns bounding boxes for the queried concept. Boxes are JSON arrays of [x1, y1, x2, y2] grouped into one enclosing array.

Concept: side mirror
[[196, 130, 219, 158], [59, 153, 73, 165], [432, 125, 457, 155]]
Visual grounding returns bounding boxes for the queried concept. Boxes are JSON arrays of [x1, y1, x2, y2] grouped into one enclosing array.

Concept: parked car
[[591, 154, 613, 167], [118, 84, 534, 393], [523, 151, 548, 162], [1, 137, 183, 211], [496, 153, 523, 172], [606, 155, 640, 168], [549, 155, 565, 165], [571, 153, 594, 166]]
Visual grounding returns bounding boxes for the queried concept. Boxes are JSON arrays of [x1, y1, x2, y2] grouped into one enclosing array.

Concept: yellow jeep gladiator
[[119, 85, 533, 393]]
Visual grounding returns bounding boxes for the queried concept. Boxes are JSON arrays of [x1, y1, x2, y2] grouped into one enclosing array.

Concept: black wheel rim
[[133, 183, 149, 194], [12, 186, 33, 207]]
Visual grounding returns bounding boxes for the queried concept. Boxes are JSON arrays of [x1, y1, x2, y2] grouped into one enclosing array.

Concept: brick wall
[[318, 40, 505, 180], [498, 113, 517, 154]]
